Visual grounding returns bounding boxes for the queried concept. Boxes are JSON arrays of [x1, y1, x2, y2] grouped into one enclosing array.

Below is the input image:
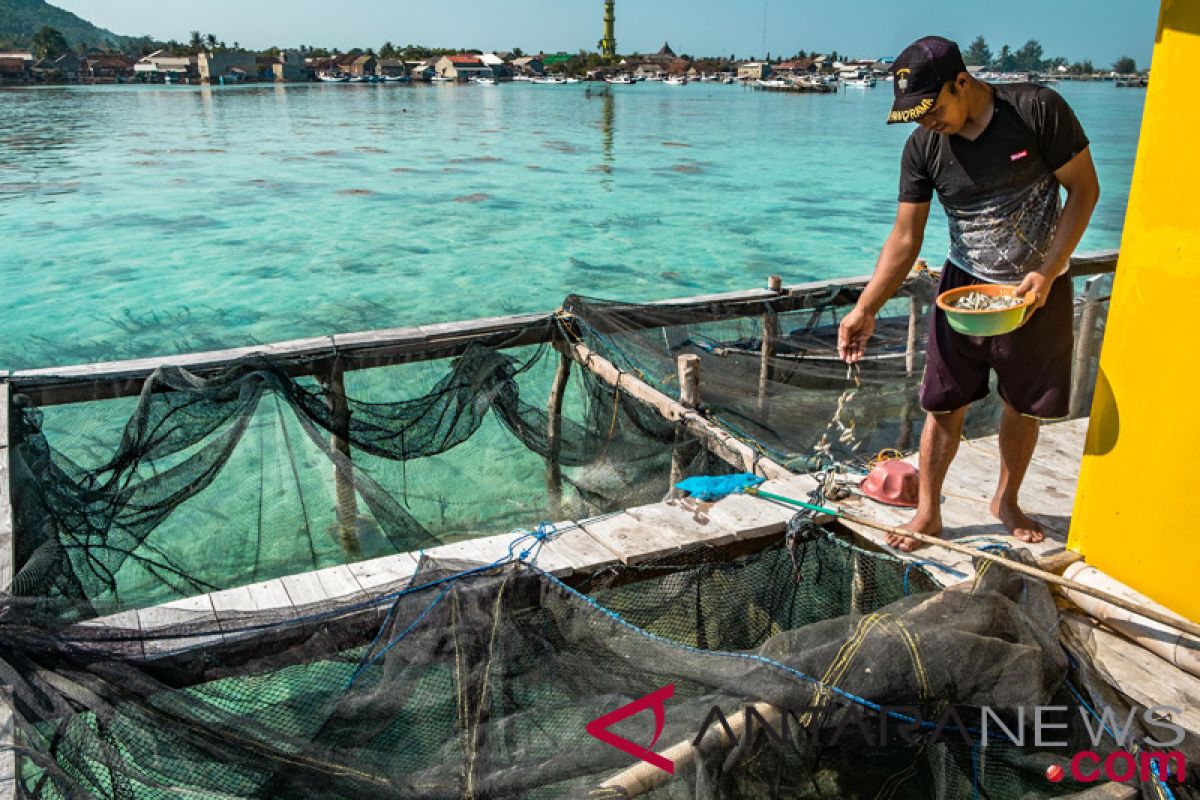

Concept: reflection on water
[[0, 81, 1144, 370]]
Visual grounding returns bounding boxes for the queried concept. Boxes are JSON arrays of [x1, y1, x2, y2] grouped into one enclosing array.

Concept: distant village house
[[434, 54, 493, 81]]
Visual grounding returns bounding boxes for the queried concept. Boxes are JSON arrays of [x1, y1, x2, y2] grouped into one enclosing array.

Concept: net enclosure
[[4, 259, 1184, 799]]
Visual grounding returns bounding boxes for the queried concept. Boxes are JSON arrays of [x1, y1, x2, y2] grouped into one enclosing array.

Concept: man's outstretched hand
[[838, 307, 876, 363]]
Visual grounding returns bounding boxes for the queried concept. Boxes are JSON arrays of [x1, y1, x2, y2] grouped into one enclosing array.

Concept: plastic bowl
[[935, 283, 1034, 337]]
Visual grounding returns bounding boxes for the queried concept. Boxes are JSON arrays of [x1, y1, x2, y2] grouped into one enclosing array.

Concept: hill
[[0, 0, 129, 51]]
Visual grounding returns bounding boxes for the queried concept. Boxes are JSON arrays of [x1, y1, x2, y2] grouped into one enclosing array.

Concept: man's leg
[[888, 407, 966, 552], [991, 401, 1046, 543]]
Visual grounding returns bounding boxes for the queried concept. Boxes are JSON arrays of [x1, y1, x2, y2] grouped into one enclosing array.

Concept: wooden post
[[0, 381, 14, 800], [905, 295, 923, 378], [566, 342, 792, 480], [325, 362, 359, 558], [545, 345, 572, 520], [669, 355, 702, 494], [0, 380, 11, 594], [757, 275, 782, 417], [1069, 276, 1105, 419]]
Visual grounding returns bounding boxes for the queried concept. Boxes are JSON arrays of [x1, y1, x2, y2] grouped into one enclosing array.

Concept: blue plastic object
[[674, 473, 766, 502]]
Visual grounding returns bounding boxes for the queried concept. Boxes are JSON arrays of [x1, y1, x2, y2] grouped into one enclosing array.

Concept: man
[[837, 36, 1100, 551]]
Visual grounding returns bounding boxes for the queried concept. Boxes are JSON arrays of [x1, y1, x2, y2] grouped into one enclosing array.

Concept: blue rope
[[537, 570, 1003, 739], [347, 585, 451, 687]]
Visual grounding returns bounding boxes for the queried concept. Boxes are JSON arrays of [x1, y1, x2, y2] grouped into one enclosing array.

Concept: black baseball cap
[[887, 36, 967, 124]]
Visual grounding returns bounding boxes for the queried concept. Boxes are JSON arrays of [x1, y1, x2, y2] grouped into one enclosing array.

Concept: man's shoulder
[[904, 125, 938, 154], [994, 82, 1075, 118]]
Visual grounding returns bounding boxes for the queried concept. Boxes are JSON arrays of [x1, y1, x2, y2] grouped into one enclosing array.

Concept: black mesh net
[[4, 278, 1185, 799], [2, 537, 1192, 799]]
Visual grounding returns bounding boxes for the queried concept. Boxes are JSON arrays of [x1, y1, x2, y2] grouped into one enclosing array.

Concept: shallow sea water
[[0, 80, 1143, 371]]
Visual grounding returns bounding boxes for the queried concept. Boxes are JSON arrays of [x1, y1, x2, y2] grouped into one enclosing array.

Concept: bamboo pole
[[1060, 562, 1200, 679], [1069, 276, 1105, 419], [746, 488, 1200, 641], [545, 345, 573, 519], [669, 355, 702, 494], [565, 342, 792, 481], [325, 362, 359, 558], [757, 275, 783, 418]]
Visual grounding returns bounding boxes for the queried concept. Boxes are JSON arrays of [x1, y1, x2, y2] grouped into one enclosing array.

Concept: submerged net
[[9, 337, 728, 616], [3, 277, 1168, 799]]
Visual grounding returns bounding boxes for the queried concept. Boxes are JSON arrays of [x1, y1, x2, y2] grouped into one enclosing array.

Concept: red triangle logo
[[586, 684, 676, 774]]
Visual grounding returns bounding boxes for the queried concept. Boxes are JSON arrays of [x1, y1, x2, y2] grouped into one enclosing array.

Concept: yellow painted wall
[[1069, 0, 1200, 621]]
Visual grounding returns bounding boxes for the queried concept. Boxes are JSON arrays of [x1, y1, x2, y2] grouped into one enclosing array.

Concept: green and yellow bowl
[[936, 284, 1034, 337]]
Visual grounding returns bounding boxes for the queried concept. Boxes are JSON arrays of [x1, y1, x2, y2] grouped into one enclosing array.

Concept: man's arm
[[838, 201, 931, 363], [1016, 147, 1101, 311]]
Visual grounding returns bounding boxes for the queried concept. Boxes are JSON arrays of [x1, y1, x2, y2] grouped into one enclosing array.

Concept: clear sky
[[53, 0, 1157, 68]]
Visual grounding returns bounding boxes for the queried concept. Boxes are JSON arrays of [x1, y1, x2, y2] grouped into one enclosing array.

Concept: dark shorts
[[921, 261, 1074, 419]]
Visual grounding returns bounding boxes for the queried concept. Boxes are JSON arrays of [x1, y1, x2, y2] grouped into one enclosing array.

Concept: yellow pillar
[[1069, 0, 1200, 621]]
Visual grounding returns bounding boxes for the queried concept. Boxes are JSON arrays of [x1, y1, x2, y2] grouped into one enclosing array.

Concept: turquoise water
[[0, 81, 1142, 370]]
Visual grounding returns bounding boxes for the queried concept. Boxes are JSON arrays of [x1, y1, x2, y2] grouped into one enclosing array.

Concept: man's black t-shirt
[[898, 83, 1089, 283]]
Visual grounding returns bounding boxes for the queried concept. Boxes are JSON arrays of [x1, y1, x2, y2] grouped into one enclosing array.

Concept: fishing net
[[8, 335, 728, 616], [1, 535, 1192, 799], [1, 276, 1157, 799]]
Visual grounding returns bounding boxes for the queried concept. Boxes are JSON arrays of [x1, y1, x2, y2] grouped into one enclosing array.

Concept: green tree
[[31, 26, 70, 59], [205, 33, 217, 51], [994, 44, 1015, 71], [1113, 55, 1136, 74], [189, 31, 202, 52], [963, 35, 991, 67], [380, 41, 396, 59], [512, 47, 525, 57], [1013, 39, 1044, 71]]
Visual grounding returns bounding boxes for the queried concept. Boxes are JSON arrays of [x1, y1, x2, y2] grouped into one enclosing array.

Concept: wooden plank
[[422, 530, 574, 576], [0, 686, 13, 800], [0, 381, 10, 593], [74, 609, 144, 659], [831, 417, 1090, 586], [279, 570, 332, 609], [691, 493, 796, 541], [314, 564, 366, 602], [1060, 611, 1200, 736], [578, 500, 741, 565], [137, 593, 224, 658], [348, 552, 421, 593], [539, 522, 623, 573], [627, 501, 740, 547], [210, 578, 296, 634]]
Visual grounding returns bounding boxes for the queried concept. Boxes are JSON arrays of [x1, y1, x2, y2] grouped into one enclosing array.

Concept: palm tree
[[205, 33, 217, 52], [189, 31, 202, 53]]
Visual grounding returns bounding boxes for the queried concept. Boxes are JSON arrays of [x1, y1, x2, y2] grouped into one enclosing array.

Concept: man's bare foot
[[887, 514, 942, 552], [990, 499, 1045, 543]]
